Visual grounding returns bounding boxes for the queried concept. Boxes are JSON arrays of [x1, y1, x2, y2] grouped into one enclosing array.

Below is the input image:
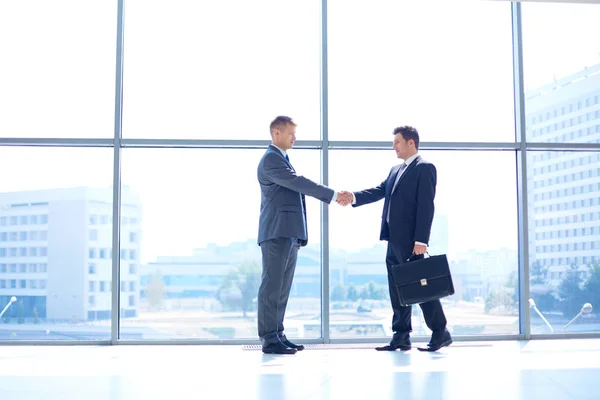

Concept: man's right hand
[[336, 191, 353, 206]]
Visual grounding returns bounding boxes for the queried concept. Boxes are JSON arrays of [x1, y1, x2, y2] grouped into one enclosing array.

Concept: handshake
[[336, 191, 353, 207]]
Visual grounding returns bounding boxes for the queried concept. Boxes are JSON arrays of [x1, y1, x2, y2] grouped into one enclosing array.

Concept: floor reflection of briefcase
[[391, 253, 455, 307]]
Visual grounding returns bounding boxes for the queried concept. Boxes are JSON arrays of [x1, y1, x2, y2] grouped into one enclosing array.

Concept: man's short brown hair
[[270, 116, 296, 135], [393, 126, 420, 149]]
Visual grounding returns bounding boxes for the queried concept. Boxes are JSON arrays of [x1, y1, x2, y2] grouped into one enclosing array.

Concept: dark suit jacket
[[352, 155, 436, 259], [257, 145, 334, 246]]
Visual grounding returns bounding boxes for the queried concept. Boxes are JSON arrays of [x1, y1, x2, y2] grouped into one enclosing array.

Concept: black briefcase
[[391, 254, 454, 307]]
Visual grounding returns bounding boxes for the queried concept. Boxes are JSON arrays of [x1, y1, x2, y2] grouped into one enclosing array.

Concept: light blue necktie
[[387, 162, 408, 223], [391, 162, 408, 193]]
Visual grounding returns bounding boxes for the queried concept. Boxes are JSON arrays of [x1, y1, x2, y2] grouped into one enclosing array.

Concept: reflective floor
[[0, 339, 598, 399]]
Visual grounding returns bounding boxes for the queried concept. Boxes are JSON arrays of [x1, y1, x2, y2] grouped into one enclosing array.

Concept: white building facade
[[0, 186, 142, 321]]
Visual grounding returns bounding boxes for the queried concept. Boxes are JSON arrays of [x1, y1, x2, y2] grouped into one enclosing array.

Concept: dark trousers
[[257, 237, 298, 345], [385, 242, 447, 340]]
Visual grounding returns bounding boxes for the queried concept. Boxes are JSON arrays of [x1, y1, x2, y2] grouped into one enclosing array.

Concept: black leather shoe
[[375, 338, 411, 351], [282, 339, 305, 351], [418, 330, 452, 352], [262, 341, 297, 355]]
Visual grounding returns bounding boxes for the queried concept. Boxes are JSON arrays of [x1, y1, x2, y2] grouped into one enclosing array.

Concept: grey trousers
[[257, 237, 298, 345]]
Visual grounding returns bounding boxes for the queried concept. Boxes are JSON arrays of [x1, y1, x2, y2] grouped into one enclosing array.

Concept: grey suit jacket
[[257, 144, 334, 246]]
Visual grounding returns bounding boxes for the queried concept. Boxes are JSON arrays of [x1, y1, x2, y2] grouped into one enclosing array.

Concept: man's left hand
[[336, 191, 353, 206], [413, 243, 427, 255]]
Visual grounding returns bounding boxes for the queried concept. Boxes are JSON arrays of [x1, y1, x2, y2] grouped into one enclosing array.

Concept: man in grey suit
[[257, 115, 340, 354]]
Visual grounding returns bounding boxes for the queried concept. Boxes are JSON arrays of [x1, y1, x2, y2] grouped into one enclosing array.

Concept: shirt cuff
[[415, 241, 428, 247]]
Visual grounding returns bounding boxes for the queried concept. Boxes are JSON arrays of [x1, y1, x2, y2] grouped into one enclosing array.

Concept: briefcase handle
[[406, 251, 430, 262]]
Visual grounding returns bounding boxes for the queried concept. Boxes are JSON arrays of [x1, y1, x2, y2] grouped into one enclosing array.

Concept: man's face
[[393, 133, 413, 160], [274, 123, 296, 150]]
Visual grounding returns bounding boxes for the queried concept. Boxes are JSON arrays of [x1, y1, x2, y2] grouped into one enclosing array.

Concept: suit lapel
[[391, 156, 420, 195], [269, 144, 294, 170], [384, 164, 402, 222], [387, 164, 401, 197]]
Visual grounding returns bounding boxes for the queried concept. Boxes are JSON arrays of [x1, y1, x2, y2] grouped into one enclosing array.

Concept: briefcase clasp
[[420, 278, 428, 286]]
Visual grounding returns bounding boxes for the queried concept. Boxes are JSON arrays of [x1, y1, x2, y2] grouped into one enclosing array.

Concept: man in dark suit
[[257, 115, 341, 354], [338, 126, 452, 352]]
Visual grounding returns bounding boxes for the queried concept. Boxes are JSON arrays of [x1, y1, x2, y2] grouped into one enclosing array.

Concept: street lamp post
[[0, 296, 17, 319], [563, 303, 593, 332], [529, 298, 554, 333]]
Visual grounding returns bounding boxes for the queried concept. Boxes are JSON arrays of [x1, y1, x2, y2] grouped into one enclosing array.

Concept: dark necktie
[[285, 153, 295, 172]]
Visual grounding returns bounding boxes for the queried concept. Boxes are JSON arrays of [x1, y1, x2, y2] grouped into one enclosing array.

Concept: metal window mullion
[[512, 2, 531, 340], [0, 138, 114, 146], [526, 142, 600, 151], [327, 141, 521, 150], [120, 139, 285, 148], [111, 0, 125, 345], [2, 138, 599, 151], [320, 0, 330, 345]]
